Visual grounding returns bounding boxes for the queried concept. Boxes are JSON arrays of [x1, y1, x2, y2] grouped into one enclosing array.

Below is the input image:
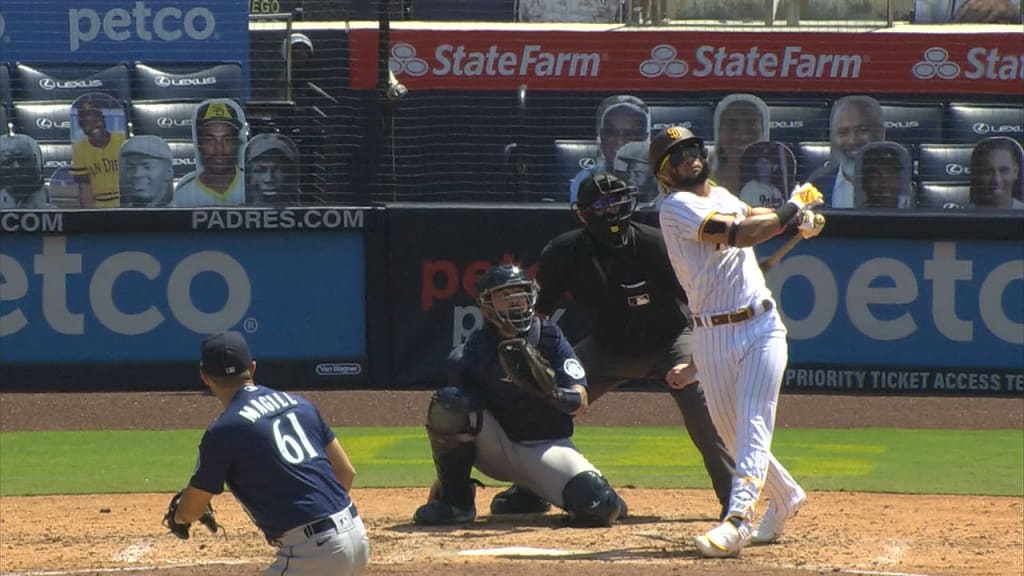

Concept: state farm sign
[[640, 44, 864, 79], [349, 29, 1022, 95], [390, 42, 601, 78]]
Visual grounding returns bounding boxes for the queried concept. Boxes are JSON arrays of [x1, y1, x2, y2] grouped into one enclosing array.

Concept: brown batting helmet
[[648, 126, 703, 175]]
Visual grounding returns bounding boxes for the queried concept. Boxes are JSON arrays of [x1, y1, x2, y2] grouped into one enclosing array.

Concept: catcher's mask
[[475, 264, 537, 336], [572, 172, 638, 247]]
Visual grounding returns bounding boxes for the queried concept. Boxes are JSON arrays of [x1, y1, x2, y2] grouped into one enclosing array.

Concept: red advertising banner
[[350, 29, 1022, 95]]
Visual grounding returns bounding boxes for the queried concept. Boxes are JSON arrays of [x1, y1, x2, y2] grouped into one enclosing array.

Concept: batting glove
[[788, 183, 824, 210], [797, 210, 826, 239]]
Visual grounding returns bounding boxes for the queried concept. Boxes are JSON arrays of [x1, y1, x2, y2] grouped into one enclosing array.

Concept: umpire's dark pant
[[573, 329, 734, 519]]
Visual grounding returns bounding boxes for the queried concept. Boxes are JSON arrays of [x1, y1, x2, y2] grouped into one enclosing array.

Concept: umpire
[[491, 172, 734, 519]]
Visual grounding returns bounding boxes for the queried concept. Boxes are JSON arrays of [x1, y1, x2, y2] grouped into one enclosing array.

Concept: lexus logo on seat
[[155, 76, 173, 87], [39, 78, 57, 90], [36, 118, 68, 129]]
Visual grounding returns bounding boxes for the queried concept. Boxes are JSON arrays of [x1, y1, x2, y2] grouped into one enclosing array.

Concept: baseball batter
[[648, 127, 824, 558], [413, 264, 628, 528], [165, 331, 369, 575]]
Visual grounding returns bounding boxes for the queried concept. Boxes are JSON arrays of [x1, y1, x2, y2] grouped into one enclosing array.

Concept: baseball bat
[[759, 213, 825, 272]]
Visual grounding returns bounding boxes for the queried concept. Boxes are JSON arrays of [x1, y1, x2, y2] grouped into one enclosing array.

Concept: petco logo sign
[[390, 42, 601, 78], [0, 236, 251, 337], [69, 2, 217, 52], [39, 78, 103, 90], [640, 44, 863, 79], [913, 46, 1023, 81]]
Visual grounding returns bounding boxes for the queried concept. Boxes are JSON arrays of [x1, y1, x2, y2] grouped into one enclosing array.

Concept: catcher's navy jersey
[[451, 318, 586, 442], [189, 384, 351, 541]]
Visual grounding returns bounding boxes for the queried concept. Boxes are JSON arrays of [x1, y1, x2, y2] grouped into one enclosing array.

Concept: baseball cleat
[[694, 516, 752, 558], [412, 499, 476, 526], [751, 488, 807, 544], [490, 485, 552, 514]]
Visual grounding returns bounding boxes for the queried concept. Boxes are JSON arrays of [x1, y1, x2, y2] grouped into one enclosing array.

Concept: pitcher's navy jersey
[[189, 384, 352, 541], [451, 318, 586, 442]]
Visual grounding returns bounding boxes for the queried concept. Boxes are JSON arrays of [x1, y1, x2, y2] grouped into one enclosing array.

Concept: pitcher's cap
[[200, 331, 252, 376]]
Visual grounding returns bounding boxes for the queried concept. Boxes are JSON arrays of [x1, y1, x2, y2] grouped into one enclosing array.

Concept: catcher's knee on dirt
[[425, 387, 481, 508], [561, 471, 627, 527]]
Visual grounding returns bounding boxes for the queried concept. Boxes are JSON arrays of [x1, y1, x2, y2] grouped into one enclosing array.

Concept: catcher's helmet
[[475, 264, 537, 335], [648, 126, 704, 175]]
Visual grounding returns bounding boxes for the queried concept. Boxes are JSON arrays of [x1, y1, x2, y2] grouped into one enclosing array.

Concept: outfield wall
[[1, 206, 1021, 397]]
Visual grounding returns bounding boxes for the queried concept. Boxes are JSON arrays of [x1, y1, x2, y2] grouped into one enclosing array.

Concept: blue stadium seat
[[411, 0, 515, 21], [767, 101, 830, 145], [880, 103, 944, 149], [917, 182, 969, 209], [12, 63, 131, 104], [129, 102, 196, 141], [944, 103, 1024, 144], [12, 103, 72, 143], [553, 139, 600, 200], [917, 143, 974, 184], [131, 62, 244, 102], [796, 141, 831, 183], [649, 104, 715, 140]]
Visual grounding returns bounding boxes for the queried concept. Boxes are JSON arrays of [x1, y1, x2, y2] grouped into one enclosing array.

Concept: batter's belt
[[693, 299, 773, 328]]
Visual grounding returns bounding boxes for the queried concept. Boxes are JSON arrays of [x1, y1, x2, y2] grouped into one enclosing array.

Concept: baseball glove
[[498, 338, 558, 399], [163, 489, 220, 540]]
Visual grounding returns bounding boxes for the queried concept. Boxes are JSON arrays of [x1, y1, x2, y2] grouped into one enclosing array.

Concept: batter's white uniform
[[658, 184, 803, 523]]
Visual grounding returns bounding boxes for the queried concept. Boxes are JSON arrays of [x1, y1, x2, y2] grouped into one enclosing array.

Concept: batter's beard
[[675, 162, 710, 187]]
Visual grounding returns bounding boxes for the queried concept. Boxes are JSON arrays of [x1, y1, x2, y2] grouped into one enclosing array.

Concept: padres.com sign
[[0, 0, 248, 64]]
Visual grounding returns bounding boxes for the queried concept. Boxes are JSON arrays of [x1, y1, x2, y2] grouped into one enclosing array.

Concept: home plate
[[458, 546, 587, 557]]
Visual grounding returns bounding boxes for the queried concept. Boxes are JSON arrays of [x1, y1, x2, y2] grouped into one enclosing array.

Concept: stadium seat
[[944, 103, 1024, 144], [0, 104, 8, 136], [796, 141, 832, 183], [168, 141, 199, 180], [129, 102, 197, 141], [38, 143, 72, 183], [917, 182, 970, 209], [649, 104, 715, 140], [11, 103, 72, 143], [917, 143, 974, 184], [767, 101, 830, 145], [880, 103, 944, 149], [131, 62, 244, 103], [411, 0, 515, 21], [0, 63, 10, 102], [11, 63, 131, 104], [553, 138, 600, 199]]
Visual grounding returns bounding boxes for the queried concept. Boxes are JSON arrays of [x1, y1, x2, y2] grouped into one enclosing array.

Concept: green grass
[[1, 427, 1021, 497]]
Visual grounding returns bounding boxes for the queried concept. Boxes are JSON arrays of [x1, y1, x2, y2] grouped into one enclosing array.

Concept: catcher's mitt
[[498, 338, 558, 398], [163, 489, 220, 540], [498, 338, 586, 415]]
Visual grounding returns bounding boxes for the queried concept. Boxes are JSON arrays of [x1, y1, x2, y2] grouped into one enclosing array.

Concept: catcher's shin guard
[[561, 471, 627, 527], [415, 387, 480, 525]]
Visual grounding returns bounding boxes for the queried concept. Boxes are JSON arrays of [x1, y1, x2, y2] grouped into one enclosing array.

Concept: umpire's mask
[[573, 172, 638, 247]]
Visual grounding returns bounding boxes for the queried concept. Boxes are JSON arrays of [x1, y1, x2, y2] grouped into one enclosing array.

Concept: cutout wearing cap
[[200, 331, 253, 377], [195, 100, 244, 130]]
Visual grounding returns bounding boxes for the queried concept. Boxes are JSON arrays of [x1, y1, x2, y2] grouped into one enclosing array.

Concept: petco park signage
[[0, 0, 248, 64], [350, 29, 1022, 95]]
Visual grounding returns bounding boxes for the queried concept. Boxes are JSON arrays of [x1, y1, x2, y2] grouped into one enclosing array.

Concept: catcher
[[412, 264, 628, 527], [163, 331, 369, 575]]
